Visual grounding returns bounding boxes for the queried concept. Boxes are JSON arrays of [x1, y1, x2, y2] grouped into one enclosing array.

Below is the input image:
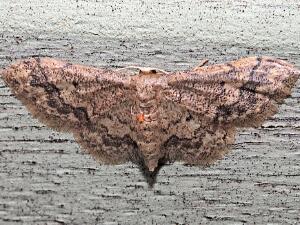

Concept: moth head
[[117, 66, 168, 78], [138, 67, 159, 76], [138, 67, 169, 79], [138, 67, 164, 78]]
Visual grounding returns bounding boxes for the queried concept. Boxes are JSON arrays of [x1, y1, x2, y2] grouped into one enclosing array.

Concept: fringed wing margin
[[1, 57, 134, 164], [165, 56, 300, 127], [162, 56, 300, 165]]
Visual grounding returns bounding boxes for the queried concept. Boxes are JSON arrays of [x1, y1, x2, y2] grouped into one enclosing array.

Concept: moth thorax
[[136, 86, 159, 123]]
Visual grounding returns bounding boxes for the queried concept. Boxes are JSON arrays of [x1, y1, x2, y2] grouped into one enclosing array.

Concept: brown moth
[[1, 57, 299, 172]]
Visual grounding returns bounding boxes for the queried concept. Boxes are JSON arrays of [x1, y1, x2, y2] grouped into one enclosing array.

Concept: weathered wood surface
[[0, 0, 299, 224]]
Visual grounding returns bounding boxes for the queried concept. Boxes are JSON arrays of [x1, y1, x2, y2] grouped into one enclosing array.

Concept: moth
[[1, 57, 299, 172]]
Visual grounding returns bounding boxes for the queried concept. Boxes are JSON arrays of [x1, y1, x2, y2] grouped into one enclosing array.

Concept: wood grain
[[0, 0, 299, 224]]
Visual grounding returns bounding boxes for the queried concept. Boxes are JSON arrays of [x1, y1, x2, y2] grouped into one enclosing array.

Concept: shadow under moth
[[1, 57, 299, 173]]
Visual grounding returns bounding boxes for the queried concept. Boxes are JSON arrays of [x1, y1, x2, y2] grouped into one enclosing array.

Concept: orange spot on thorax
[[136, 113, 145, 123]]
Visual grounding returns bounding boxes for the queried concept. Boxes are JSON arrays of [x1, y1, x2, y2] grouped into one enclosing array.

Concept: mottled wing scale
[[165, 57, 299, 126], [1, 56, 299, 172], [163, 57, 299, 165], [1, 58, 136, 163]]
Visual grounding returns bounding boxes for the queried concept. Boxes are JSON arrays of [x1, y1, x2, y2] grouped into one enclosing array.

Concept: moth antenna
[[116, 66, 140, 72], [193, 59, 209, 71], [152, 68, 169, 75], [117, 66, 169, 75]]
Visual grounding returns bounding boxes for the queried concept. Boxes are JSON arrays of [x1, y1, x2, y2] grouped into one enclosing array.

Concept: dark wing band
[[1, 57, 133, 131], [161, 56, 299, 166], [1, 58, 136, 164], [164, 56, 299, 127]]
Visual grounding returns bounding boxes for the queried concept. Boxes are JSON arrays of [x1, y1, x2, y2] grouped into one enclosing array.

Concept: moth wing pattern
[[1, 57, 135, 164], [162, 56, 300, 165], [1, 56, 299, 172]]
